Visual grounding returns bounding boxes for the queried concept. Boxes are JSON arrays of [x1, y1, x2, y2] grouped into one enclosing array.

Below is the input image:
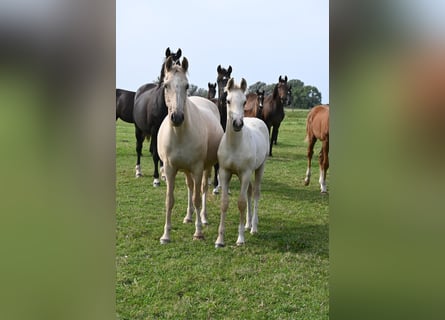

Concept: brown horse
[[262, 76, 290, 156], [244, 89, 265, 118], [304, 104, 329, 193]]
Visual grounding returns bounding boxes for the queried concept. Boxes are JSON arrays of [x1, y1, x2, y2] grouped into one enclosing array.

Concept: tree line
[[188, 78, 322, 109]]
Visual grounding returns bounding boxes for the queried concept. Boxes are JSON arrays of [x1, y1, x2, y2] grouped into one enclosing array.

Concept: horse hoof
[[321, 191, 328, 195], [183, 218, 193, 224], [153, 180, 160, 187], [136, 173, 143, 178], [193, 235, 205, 240], [215, 243, 225, 248], [236, 242, 245, 246], [212, 188, 219, 195], [160, 238, 170, 244], [304, 180, 310, 186]]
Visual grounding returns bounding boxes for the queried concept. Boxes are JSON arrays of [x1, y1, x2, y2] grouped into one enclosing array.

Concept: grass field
[[116, 108, 329, 319]]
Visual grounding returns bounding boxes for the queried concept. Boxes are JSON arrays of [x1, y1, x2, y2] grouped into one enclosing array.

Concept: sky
[[116, 0, 329, 103]]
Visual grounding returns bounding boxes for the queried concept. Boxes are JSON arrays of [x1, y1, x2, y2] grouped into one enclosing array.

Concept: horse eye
[[227, 100, 230, 104], [186, 84, 189, 90], [243, 101, 246, 106]]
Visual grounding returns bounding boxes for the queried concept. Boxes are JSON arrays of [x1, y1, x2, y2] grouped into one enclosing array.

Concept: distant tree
[[247, 81, 267, 94], [187, 84, 198, 96], [194, 88, 208, 98]]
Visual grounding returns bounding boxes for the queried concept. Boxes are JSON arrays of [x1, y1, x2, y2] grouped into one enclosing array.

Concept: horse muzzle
[[232, 119, 243, 132], [170, 112, 184, 126]]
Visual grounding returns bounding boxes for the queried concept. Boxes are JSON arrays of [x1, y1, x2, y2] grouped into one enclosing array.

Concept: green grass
[[116, 109, 329, 319]]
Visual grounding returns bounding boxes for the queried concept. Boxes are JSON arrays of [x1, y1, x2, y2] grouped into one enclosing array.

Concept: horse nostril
[[233, 119, 243, 131], [171, 112, 184, 126]]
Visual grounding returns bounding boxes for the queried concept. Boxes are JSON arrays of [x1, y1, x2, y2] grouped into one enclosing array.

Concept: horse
[[215, 78, 270, 247], [132, 48, 182, 185], [304, 104, 329, 193], [116, 88, 136, 123], [271, 84, 292, 145], [157, 56, 224, 244], [212, 65, 233, 194], [207, 82, 217, 103], [261, 75, 290, 156], [244, 89, 265, 118]]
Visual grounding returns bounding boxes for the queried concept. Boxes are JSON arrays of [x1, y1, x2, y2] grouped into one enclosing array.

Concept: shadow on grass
[[254, 220, 329, 258]]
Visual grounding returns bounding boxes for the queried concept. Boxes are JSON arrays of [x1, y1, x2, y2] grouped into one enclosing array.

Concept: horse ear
[[240, 78, 247, 92], [261, 90, 265, 95], [217, 65, 222, 73], [165, 47, 171, 57], [177, 48, 182, 58], [228, 66, 232, 75], [285, 75, 288, 82], [226, 78, 234, 91], [279, 75, 283, 82], [165, 56, 173, 72], [208, 82, 211, 87], [182, 57, 189, 72]]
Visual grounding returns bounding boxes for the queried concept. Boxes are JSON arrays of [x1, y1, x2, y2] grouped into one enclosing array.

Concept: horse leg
[[212, 162, 220, 194], [150, 135, 161, 187], [192, 170, 205, 240], [183, 172, 194, 224], [200, 168, 211, 225], [319, 139, 329, 193], [135, 126, 144, 178], [304, 136, 316, 186], [251, 163, 265, 234], [236, 172, 251, 246], [268, 125, 274, 156], [245, 182, 253, 230], [215, 169, 231, 248], [160, 165, 177, 244], [271, 124, 280, 145]]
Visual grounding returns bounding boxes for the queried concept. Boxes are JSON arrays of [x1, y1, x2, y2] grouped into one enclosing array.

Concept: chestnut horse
[[157, 56, 224, 244], [132, 47, 181, 185], [304, 104, 329, 193], [244, 89, 265, 118], [262, 76, 290, 156], [212, 65, 233, 194], [215, 78, 269, 247]]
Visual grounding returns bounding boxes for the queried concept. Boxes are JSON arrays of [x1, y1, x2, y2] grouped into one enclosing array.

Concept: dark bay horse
[[244, 89, 265, 118], [116, 88, 136, 123], [271, 84, 292, 145], [212, 65, 232, 194], [207, 82, 217, 104], [262, 75, 290, 156], [132, 47, 182, 186], [304, 104, 329, 193]]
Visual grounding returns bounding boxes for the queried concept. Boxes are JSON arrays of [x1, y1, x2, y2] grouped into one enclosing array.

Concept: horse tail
[[304, 111, 313, 143]]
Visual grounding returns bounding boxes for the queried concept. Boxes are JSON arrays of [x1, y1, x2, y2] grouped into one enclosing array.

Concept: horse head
[[208, 82, 217, 100], [286, 84, 293, 106], [217, 65, 233, 102], [274, 75, 290, 105], [256, 89, 265, 109], [225, 78, 247, 132], [163, 56, 189, 126], [165, 47, 182, 65]]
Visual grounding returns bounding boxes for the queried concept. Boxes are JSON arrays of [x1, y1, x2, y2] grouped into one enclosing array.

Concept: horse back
[[116, 89, 136, 123], [188, 96, 224, 165]]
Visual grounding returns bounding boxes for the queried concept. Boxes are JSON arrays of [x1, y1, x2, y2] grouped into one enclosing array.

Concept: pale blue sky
[[116, 0, 329, 103]]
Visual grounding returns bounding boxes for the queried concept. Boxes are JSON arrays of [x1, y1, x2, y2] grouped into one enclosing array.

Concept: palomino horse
[[132, 48, 182, 185], [262, 76, 290, 156], [116, 88, 136, 122], [157, 56, 223, 244], [212, 65, 233, 194], [304, 104, 329, 193], [215, 78, 270, 247], [244, 89, 265, 118]]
